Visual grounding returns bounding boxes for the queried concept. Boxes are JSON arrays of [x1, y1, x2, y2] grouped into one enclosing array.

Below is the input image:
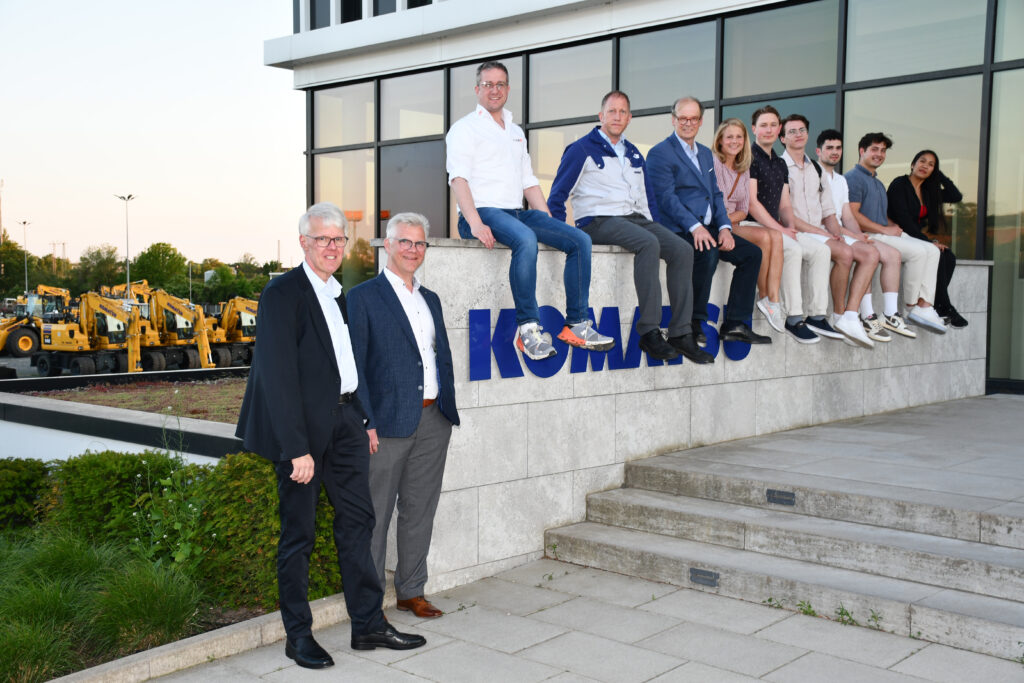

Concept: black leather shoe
[[692, 320, 707, 345], [351, 622, 426, 651], [668, 333, 714, 364], [638, 329, 679, 360], [720, 322, 772, 344], [285, 635, 334, 669], [945, 307, 968, 328]]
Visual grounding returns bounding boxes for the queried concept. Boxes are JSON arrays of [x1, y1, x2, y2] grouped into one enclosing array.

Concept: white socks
[[883, 292, 899, 317], [859, 294, 875, 319]]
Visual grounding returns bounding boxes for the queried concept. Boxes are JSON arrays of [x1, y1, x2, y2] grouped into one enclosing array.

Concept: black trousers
[[933, 248, 957, 313], [273, 401, 386, 639], [679, 228, 761, 323]]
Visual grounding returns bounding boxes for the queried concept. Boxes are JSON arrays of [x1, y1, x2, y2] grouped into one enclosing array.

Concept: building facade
[[266, 0, 1024, 389]]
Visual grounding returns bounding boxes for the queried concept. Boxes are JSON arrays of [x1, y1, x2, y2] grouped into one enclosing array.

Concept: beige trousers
[[869, 233, 939, 306], [779, 232, 831, 318]]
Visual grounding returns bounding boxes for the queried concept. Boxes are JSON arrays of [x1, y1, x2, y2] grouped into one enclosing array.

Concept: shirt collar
[[854, 163, 877, 178], [597, 128, 625, 150], [383, 265, 420, 293], [781, 149, 809, 167], [302, 259, 342, 299], [673, 132, 698, 156], [474, 103, 513, 129]]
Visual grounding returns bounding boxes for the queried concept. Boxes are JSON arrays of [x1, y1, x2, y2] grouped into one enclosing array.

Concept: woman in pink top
[[712, 119, 784, 331]]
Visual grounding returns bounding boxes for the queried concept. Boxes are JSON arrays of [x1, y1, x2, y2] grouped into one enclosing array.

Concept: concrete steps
[[546, 454, 1024, 660]]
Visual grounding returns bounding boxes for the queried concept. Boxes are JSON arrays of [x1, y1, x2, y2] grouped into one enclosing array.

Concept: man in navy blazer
[[237, 203, 425, 669], [647, 96, 770, 345], [348, 212, 460, 620]]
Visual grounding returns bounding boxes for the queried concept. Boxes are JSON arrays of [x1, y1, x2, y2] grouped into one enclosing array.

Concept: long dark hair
[[912, 149, 946, 234]]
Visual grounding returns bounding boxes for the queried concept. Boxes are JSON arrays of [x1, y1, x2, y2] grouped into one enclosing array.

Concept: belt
[[338, 392, 355, 405], [423, 398, 436, 407]]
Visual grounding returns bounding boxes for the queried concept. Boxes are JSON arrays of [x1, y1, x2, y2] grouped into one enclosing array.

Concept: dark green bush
[[42, 450, 180, 543], [0, 620, 76, 683], [0, 457, 50, 529]]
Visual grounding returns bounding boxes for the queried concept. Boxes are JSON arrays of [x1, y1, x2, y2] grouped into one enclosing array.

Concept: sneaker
[[907, 306, 947, 334], [834, 315, 874, 349], [805, 317, 844, 340], [883, 313, 917, 339], [862, 314, 892, 342], [557, 320, 616, 351], [516, 324, 556, 360], [785, 319, 821, 344], [756, 297, 785, 333]]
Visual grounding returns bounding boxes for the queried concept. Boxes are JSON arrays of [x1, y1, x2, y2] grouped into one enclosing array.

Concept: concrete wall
[[377, 238, 990, 593]]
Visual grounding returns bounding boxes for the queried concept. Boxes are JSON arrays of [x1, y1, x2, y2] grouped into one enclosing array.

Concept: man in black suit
[[349, 212, 460, 620], [236, 202, 425, 669]]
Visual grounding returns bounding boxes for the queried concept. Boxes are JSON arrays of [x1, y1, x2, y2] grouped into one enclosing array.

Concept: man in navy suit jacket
[[237, 203, 425, 669], [647, 97, 770, 345], [348, 212, 460, 620]]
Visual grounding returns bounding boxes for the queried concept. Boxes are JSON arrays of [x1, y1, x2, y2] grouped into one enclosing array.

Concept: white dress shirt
[[302, 260, 358, 394], [445, 104, 541, 210], [824, 168, 851, 228], [383, 267, 439, 400]]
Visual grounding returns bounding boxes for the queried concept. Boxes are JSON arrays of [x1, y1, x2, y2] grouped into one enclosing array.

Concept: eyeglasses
[[307, 235, 348, 248], [394, 238, 430, 252], [785, 127, 808, 136], [478, 81, 509, 90], [674, 116, 701, 125]]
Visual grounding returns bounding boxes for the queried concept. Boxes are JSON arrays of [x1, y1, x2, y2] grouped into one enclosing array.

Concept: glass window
[[844, 76, 981, 258], [449, 59, 523, 124], [313, 82, 374, 148], [529, 42, 612, 123], [846, 0, 986, 82], [341, 0, 361, 23], [313, 150, 376, 289], [380, 71, 444, 140], [528, 123, 593, 226], [408, 0, 431, 7], [723, 0, 838, 98], [619, 22, 715, 110], [310, 0, 330, 30], [722, 94, 834, 158], [986, 69, 1024, 380], [374, 0, 396, 16], [626, 110, 715, 158], [380, 141, 448, 238], [996, 0, 1024, 62]]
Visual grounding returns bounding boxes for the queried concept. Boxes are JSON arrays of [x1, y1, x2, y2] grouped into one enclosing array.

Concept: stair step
[[626, 455, 1024, 548], [546, 522, 1024, 660], [588, 488, 1024, 601]]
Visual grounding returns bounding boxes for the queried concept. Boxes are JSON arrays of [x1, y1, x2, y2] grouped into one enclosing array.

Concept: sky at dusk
[[0, 0, 306, 268]]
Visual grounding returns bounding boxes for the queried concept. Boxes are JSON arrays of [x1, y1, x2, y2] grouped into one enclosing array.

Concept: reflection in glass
[[723, 94, 834, 159], [626, 110, 715, 158], [986, 69, 1024, 379], [313, 150, 376, 289], [620, 23, 715, 110], [529, 42, 612, 123], [342, 0, 361, 23], [374, 0, 396, 16], [381, 71, 444, 140], [449, 58, 523, 124], [723, 0, 837, 98], [846, 0, 985, 82], [314, 82, 375, 148], [380, 141, 448, 238], [528, 123, 593, 226], [311, 0, 330, 29], [844, 76, 980, 257], [995, 0, 1024, 62]]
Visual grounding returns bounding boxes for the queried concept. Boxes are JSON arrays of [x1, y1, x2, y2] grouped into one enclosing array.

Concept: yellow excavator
[[203, 296, 257, 364], [31, 292, 142, 376], [0, 285, 74, 357], [136, 289, 216, 370]]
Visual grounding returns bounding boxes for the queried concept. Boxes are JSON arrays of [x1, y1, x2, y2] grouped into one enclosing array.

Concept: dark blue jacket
[[647, 134, 731, 235]]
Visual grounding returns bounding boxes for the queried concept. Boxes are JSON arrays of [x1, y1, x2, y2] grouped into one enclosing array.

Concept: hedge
[[0, 458, 49, 529]]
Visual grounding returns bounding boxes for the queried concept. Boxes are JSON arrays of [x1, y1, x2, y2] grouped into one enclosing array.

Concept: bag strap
[[726, 170, 742, 200]]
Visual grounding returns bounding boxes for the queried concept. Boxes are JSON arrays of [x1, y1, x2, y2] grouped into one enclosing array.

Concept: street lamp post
[[17, 220, 30, 294], [115, 194, 135, 294]]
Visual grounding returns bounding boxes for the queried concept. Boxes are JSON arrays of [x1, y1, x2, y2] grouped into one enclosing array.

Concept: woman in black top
[[887, 150, 967, 328]]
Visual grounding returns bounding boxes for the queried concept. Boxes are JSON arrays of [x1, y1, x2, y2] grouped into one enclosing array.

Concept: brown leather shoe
[[396, 596, 443, 618]]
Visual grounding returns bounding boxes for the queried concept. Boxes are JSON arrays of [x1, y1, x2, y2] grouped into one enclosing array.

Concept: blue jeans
[[459, 208, 592, 326]]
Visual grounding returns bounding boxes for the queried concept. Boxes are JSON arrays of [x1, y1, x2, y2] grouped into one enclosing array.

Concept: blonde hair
[[712, 118, 752, 174]]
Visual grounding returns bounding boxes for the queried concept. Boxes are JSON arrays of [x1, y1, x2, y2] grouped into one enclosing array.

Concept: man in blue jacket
[[348, 212, 460, 621], [548, 91, 711, 363], [647, 96, 770, 345]]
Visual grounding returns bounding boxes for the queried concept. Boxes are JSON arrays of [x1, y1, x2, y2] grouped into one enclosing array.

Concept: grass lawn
[[27, 378, 246, 424]]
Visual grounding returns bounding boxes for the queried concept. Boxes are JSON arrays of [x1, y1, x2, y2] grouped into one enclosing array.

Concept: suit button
[[417, 361, 422, 367], [417, 385, 423, 391]]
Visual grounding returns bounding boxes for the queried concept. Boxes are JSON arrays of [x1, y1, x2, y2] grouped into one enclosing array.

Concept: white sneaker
[[516, 324, 556, 360], [908, 306, 948, 334], [883, 313, 917, 339], [757, 297, 785, 333], [835, 315, 874, 349], [862, 314, 892, 342]]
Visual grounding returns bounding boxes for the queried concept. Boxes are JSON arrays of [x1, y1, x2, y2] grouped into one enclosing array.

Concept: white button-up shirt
[[783, 150, 836, 228], [383, 267, 439, 400], [302, 260, 358, 394], [824, 168, 851, 228], [446, 104, 540, 210]]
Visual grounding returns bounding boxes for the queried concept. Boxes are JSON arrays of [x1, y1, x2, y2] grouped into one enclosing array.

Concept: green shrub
[[198, 452, 343, 609], [0, 458, 50, 529], [133, 463, 214, 578], [42, 450, 180, 543]]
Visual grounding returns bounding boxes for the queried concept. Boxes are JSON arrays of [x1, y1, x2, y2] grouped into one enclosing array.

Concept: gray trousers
[[582, 214, 695, 336], [368, 403, 453, 600]]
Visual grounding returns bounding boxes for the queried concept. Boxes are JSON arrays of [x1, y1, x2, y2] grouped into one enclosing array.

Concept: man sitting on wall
[[646, 96, 770, 346], [547, 90, 713, 364], [446, 60, 615, 361]]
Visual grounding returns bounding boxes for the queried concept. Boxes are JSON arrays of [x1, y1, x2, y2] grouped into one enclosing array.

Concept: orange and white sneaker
[[516, 323, 557, 360], [557, 320, 615, 351]]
